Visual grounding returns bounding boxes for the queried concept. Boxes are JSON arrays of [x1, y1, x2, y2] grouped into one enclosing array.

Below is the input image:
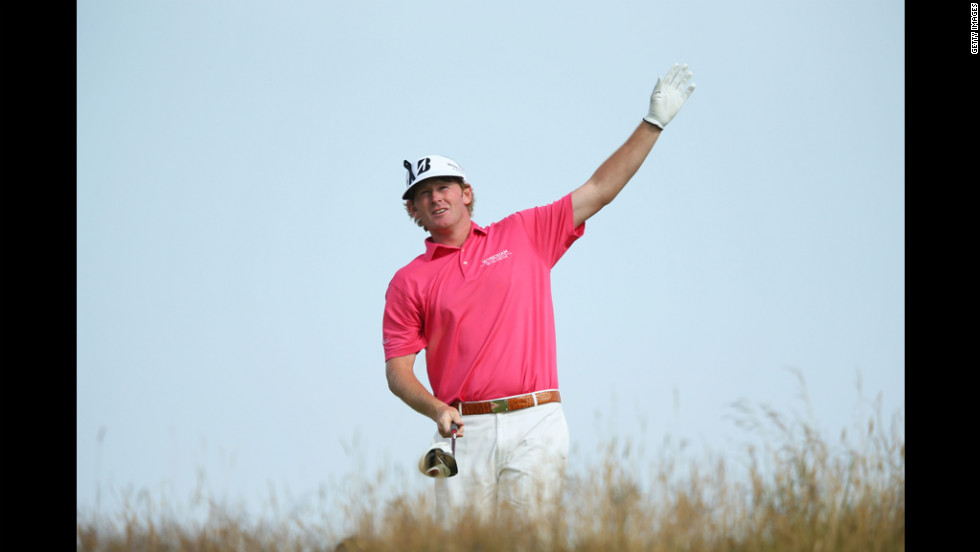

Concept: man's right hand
[[435, 406, 464, 438]]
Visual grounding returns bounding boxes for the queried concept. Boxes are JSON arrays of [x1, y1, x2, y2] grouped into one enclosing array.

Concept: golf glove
[[643, 63, 696, 129]]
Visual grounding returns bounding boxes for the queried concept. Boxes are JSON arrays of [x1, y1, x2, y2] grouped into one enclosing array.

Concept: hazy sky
[[77, 0, 904, 525]]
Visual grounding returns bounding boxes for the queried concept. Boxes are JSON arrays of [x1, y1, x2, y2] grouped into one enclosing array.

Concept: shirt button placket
[[460, 247, 473, 277]]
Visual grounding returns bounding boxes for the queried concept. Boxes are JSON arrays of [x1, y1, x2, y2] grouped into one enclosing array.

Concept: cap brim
[[402, 181, 423, 200], [401, 175, 466, 200]]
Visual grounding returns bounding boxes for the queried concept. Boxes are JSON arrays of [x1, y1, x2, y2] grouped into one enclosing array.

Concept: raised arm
[[572, 63, 696, 227]]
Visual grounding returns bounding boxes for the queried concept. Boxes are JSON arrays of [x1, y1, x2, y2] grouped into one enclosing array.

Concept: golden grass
[[77, 391, 904, 551]]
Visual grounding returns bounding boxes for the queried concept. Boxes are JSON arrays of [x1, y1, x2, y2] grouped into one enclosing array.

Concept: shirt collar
[[423, 221, 487, 260]]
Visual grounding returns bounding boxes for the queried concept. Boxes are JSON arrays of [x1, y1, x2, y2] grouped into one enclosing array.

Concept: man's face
[[408, 178, 473, 232]]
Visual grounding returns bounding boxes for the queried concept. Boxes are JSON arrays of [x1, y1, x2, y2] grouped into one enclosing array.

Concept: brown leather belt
[[453, 390, 561, 416]]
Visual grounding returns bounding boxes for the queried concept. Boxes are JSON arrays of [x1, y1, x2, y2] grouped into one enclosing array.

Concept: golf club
[[418, 423, 459, 478]]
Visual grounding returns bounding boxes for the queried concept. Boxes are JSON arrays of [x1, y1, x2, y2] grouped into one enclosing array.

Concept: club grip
[[451, 422, 459, 432]]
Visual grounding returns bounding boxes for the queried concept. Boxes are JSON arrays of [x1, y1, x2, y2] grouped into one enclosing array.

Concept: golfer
[[382, 63, 696, 522]]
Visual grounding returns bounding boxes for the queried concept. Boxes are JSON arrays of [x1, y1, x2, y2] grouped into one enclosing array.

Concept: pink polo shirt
[[382, 193, 585, 405]]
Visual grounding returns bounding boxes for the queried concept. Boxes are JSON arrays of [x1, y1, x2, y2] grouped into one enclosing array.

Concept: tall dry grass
[[77, 390, 904, 551]]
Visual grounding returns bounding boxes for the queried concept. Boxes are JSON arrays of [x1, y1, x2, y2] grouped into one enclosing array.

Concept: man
[[382, 63, 696, 522]]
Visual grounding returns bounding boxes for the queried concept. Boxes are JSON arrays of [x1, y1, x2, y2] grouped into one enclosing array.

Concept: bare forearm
[[386, 354, 464, 436], [591, 121, 661, 203], [572, 121, 661, 226], [571, 63, 695, 226], [386, 355, 442, 420]]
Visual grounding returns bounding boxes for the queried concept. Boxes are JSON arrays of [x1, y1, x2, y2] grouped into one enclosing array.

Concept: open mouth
[[432, 208, 448, 216]]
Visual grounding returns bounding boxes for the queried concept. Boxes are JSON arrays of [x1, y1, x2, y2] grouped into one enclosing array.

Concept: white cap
[[402, 155, 467, 200]]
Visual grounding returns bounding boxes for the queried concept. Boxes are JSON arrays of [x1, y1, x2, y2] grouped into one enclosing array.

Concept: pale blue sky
[[77, 0, 904, 524]]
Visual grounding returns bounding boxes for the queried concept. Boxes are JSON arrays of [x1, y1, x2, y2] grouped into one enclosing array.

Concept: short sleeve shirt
[[382, 193, 585, 405]]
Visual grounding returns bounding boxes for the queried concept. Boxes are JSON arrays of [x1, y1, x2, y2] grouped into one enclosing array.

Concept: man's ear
[[462, 184, 473, 205]]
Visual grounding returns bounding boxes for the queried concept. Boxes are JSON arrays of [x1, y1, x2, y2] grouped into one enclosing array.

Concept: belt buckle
[[490, 399, 509, 413]]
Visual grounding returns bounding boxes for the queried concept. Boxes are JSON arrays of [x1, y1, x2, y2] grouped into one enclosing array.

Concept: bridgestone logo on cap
[[404, 159, 418, 186]]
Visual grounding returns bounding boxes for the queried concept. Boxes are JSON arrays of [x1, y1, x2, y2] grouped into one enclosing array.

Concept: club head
[[418, 441, 458, 478]]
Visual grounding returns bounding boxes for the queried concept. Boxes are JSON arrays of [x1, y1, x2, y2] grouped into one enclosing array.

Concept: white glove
[[643, 63, 696, 129]]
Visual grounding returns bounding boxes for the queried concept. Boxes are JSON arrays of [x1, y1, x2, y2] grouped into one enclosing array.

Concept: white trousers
[[432, 401, 569, 523]]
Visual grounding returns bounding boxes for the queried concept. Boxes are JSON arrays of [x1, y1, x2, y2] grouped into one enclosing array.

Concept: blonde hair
[[404, 177, 475, 231]]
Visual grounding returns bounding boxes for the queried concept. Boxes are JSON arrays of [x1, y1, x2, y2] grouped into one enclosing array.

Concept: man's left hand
[[643, 63, 696, 129]]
